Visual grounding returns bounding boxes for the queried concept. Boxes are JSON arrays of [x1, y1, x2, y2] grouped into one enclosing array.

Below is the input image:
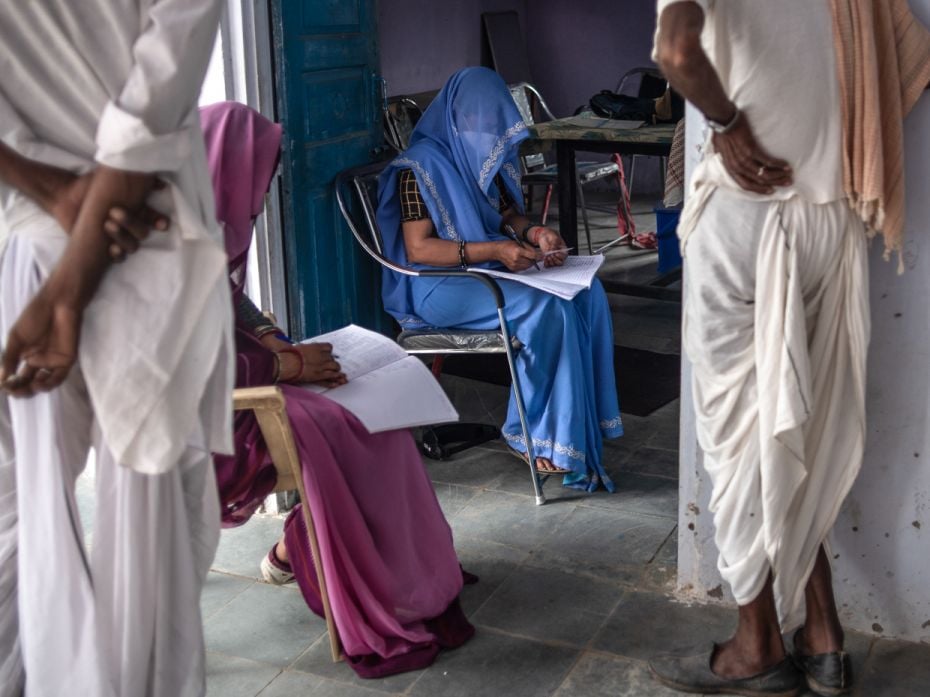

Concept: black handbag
[[589, 88, 685, 124], [589, 91, 657, 121]]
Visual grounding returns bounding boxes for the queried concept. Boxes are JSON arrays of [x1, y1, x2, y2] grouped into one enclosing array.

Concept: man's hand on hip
[[713, 115, 793, 195]]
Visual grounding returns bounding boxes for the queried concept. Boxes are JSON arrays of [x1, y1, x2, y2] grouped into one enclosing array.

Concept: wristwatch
[[706, 107, 740, 135]]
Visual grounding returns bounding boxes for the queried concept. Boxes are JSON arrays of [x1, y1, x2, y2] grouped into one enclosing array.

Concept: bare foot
[[535, 457, 570, 474]]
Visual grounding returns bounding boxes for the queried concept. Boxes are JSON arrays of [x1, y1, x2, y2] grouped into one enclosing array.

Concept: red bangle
[[277, 347, 304, 382]]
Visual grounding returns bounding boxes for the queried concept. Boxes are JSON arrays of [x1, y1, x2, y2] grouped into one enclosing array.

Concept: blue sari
[[376, 67, 622, 491]]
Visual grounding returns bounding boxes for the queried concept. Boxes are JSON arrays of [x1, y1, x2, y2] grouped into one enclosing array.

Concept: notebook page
[[301, 356, 459, 433], [302, 324, 408, 385]]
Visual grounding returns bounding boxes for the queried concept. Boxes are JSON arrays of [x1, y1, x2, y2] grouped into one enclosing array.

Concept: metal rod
[[497, 307, 545, 505]]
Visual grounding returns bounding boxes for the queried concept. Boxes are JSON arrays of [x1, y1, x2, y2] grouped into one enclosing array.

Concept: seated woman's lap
[[412, 276, 589, 331]]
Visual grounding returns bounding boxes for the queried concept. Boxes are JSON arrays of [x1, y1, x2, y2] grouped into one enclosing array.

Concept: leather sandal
[[503, 443, 572, 475], [791, 628, 853, 696], [648, 643, 804, 696]]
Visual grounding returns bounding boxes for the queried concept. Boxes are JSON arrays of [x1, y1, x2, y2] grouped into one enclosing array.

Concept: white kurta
[[655, 0, 871, 627], [0, 2, 232, 695], [0, 0, 233, 474]]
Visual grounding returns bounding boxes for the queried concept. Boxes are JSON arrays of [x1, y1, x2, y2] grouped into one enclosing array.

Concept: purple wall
[[378, 1, 662, 193], [378, 1, 656, 110], [526, 1, 658, 117], [378, 0, 528, 97]]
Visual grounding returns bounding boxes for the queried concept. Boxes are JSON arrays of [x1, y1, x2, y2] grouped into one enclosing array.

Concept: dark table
[[526, 117, 679, 301]]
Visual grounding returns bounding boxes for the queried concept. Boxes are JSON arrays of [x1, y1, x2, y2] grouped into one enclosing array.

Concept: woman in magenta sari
[[201, 102, 473, 678]]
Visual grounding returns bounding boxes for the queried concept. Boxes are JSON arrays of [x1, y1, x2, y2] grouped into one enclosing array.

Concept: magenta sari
[[201, 102, 474, 677]]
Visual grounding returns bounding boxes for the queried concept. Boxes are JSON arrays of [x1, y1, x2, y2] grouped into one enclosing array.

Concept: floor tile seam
[[645, 524, 679, 566], [205, 649, 287, 697], [249, 670, 284, 697], [462, 562, 525, 617], [582, 589, 631, 656], [851, 635, 880, 697], [616, 469, 679, 482], [549, 644, 594, 697], [201, 581, 258, 621], [515, 555, 655, 592], [471, 622, 589, 652], [281, 632, 339, 674], [576, 645, 654, 666], [275, 664, 402, 697], [451, 533, 533, 560], [641, 438, 681, 454], [574, 499, 678, 522]]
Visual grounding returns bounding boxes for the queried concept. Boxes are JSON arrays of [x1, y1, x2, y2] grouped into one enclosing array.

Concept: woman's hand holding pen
[[276, 342, 347, 387], [533, 227, 569, 267], [496, 240, 542, 271]]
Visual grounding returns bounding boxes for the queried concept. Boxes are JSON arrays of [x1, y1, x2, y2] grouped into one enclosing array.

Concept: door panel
[[272, 0, 390, 339]]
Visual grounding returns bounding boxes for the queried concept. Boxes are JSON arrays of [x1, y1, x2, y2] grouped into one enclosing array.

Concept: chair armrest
[[419, 269, 505, 309], [233, 385, 286, 412]]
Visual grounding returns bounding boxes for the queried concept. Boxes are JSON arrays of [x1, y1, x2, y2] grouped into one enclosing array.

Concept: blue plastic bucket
[[654, 207, 683, 273]]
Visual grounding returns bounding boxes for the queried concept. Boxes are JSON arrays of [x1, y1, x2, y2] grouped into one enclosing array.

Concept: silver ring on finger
[[757, 166, 765, 177], [36, 368, 52, 380]]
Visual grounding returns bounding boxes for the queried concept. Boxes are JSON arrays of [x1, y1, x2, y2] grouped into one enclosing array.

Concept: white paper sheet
[[307, 324, 408, 381], [471, 254, 604, 300], [299, 325, 459, 432]]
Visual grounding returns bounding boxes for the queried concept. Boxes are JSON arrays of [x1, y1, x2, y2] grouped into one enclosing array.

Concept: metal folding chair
[[615, 67, 670, 194], [508, 82, 622, 254], [383, 96, 423, 152], [334, 160, 547, 505]]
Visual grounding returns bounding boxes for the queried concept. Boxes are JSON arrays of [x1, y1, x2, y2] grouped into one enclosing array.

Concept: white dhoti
[[0, 390, 23, 697], [0, 231, 222, 697], [683, 188, 870, 630]]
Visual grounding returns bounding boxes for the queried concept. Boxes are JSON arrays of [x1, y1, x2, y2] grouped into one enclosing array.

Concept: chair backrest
[[334, 159, 419, 280], [383, 96, 423, 152], [507, 82, 555, 172], [615, 67, 668, 98]]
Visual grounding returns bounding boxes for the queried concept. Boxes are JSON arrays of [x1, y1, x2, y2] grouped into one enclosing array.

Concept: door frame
[[220, 0, 290, 334]]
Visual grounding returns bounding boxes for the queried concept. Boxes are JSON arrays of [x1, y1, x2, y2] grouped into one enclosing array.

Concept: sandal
[[631, 230, 658, 250], [504, 442, 572, 475], [791, 628, 852, 696], [260, 544, 295, 586], [649, 643, 804, 696]]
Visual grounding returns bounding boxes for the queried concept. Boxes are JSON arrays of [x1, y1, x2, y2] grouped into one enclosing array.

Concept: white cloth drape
[[0, 390, 23, 697], [1, 233, 221, 697], [683, 188, 870, 630]]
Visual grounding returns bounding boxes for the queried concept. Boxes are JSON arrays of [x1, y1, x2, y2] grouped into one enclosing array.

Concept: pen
[[503, 223, 541, 271]]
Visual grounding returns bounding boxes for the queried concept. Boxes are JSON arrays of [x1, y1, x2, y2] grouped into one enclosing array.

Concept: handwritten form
[[471, 254, 605, 300], [301, 325, 459, 433]]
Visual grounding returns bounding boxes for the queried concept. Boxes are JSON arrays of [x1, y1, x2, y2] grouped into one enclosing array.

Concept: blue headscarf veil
[[376, 67, 529, 327]]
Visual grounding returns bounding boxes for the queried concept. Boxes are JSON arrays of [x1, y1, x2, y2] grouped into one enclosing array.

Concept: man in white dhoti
[[0, 2, 233, 696], [648, 1, 930, 696]]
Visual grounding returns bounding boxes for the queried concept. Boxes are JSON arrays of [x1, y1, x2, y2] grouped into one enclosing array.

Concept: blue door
[[271, 0, 390, 338]]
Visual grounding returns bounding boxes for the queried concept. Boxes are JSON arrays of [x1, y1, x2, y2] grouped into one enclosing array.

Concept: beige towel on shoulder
[[831, 0, 930, 269]]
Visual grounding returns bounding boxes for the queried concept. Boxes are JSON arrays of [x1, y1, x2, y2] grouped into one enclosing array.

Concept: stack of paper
[[301, 325, 459, 433], [471, 254, 604, 300]]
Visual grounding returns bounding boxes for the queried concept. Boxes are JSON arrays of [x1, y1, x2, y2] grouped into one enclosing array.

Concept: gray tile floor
[[81, 195, 930, 695], [203, 389, 930, 697]]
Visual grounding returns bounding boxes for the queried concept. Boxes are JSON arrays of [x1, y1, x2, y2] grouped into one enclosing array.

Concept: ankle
[[800, 622, 844, 655], [273, 540, 290, 566], [713, 635, 786, 678]]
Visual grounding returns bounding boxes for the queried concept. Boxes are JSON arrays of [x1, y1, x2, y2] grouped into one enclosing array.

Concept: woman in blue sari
[[376, 67, 622, 492]]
